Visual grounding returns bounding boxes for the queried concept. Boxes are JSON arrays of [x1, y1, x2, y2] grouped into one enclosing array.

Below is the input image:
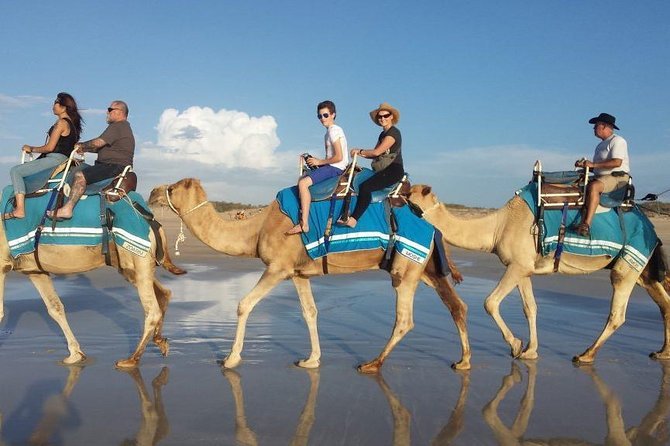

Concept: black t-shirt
[[376, 126, 403, 167]]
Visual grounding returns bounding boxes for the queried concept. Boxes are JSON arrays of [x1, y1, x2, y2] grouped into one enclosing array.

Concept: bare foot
[[285, 223, 308, 235], [47, 208, 72, 220]]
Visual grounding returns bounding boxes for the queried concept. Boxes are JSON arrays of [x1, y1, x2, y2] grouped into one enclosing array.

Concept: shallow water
[[0, 261, 668, 445]]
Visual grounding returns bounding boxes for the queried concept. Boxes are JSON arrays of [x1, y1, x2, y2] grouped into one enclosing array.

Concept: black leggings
[[351, 163, 404, 220]]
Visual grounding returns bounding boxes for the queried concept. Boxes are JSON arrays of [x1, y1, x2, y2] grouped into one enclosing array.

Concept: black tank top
[[51, 118, 77, 157]]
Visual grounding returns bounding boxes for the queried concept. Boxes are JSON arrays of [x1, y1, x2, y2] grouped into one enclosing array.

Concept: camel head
[[407, 184, 439, 217], [148, 178, 209, 216]]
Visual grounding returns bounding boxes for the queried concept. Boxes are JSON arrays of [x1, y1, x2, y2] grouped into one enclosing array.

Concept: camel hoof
[[572, 354, 594, 365], [222, 354, 241, 369], [451, 360, 471, 371], [115, 358, 140, 369], [62, 351, 86, 365], [295, 358, 320, 369], [155, 337, 170, 357], [357, 360, 382, 374], [510, 338, 523, 358], [650, 351, 670, 360], [519, 350, 539, 360]]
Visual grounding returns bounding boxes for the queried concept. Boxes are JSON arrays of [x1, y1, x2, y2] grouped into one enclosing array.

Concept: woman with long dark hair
[[5, 92, 83, 219]]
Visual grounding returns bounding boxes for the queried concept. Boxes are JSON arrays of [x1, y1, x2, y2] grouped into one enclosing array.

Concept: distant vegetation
[[210, 201, 260, 212], [638, 201, 670, 217]]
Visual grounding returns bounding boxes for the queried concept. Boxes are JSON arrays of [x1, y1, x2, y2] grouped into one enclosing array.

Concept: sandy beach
[[0, 205, 669, 445]]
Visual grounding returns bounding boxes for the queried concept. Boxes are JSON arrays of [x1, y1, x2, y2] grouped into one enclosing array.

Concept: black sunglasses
[[317, 113, 330, 119], [377, 113, 392, 120], [107, 107, 120, 112]]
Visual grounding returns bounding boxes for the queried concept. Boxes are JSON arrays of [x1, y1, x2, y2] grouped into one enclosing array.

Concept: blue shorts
[[307, 165, 343, 184]]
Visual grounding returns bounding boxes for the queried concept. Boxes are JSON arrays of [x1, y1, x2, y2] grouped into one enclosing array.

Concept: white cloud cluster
[[142, 106, 282, 169]]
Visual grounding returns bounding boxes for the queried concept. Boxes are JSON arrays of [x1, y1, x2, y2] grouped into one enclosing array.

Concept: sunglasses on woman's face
[[377, 113, 392, 120], [317, 113, 330, 119]]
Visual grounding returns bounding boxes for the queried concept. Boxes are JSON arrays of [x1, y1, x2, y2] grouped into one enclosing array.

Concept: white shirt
[[325, 124, 349, 170], [593, 134, 630, 175]]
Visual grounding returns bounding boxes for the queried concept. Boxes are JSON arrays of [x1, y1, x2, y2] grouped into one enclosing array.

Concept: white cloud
[[139, 106, 283, 169], [0, 93, 46, 110]]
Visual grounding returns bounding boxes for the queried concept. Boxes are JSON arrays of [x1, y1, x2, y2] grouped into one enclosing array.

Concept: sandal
[[2, 211, 15, 220]]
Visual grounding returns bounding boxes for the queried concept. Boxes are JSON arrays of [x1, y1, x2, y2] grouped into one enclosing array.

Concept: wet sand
[[0, 209, 669, 444]]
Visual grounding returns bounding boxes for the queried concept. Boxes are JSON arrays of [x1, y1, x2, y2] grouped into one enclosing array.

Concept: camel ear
[[422, 185, 432, 196]]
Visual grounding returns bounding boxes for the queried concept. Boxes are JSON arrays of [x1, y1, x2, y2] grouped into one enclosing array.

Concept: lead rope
[[164, 188, 208, 256]]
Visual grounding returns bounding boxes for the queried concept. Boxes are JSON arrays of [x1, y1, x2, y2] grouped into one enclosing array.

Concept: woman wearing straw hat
[[338, 102, 404, 228]]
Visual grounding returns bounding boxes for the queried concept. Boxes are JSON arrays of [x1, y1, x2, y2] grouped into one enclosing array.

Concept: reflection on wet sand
[[222, 368, 471, 446], [19, 364, 84, 446], [223, 368, 321, 446], [482, 361, 670, 445], [119, 367, 170, 446]]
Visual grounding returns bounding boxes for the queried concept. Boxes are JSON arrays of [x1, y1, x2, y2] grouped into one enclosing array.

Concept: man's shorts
[[307, 165, 343, 184], [596, 173, 630, 193], [81, 162, 128, 185]]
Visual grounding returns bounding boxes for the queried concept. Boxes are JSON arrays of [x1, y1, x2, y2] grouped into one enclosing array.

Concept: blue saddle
[[308, 167, 405, 203]]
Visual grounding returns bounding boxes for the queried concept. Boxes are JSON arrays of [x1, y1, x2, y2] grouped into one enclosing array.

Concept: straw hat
[[369, 102, 400, 126]]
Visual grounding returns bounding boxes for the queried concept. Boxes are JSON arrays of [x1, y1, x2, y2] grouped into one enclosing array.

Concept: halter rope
[[165, 187, 208, 255]]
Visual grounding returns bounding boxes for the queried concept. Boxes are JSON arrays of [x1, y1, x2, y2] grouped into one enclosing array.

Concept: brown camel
[[148, 178, 470, 372], [0, 198, 185, 368], [407, 184, 670, 364]]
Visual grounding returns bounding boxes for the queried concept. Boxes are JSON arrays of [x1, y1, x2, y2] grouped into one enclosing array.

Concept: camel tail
[[158, 225, 187, 276]]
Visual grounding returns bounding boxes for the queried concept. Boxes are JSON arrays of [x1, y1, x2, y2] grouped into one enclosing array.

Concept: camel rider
[[573, 113, 630, 237]]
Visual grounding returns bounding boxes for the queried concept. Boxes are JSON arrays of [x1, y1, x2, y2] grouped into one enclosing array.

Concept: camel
[[0, 196, 185, 368], [407, 184, 670, 364], [148, 178, 471, 372], [483, 361, 670, 445]]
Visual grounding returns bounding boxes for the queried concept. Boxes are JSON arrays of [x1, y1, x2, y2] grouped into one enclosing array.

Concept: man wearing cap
[[573, 112, 630, 237]]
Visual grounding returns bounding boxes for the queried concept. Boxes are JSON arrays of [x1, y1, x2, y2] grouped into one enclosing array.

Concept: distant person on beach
[[286, 100, 349, 235], [338, 102, 404, 228], [5, 92, 83, 220], [48, 100, 135, 220], [572, 112, 630, 237]]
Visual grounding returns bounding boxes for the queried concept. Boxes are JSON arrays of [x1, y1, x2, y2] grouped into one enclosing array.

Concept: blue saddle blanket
[[276, 186, 434, 264], [1, 185, 152, 259], [517, 183, 658, 271]]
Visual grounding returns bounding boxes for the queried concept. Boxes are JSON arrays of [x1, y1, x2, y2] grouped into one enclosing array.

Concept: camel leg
[[482, 362, 523, 444], [152, 279, 172, 357], [517, 277, 539, 360], [483, 265, 527, 358], [431, 370, 470, 444], [27, 273, 86, 364], [0, 270, 6, 322], [639, 278, 670, 360], [373, 374, 411, 446], [292, 277, 321, 368], [358, 277, 419, 374], [116, 263, 163, 369], [573, 268, 636, 364], [425, 273, 471, 370], [223, 269, 285, 369]]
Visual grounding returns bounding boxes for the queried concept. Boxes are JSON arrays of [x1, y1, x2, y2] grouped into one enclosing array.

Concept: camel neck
[[427, 204, 498, 253], [180, 203, 262, 257]]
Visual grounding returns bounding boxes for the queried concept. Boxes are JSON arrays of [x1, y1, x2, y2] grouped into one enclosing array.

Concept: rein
[[165, 187, 208, 255]]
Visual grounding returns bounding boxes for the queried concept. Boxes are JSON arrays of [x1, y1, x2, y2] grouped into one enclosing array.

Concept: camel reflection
[[25, 364, 84, 446], [222, 368, 471, 445], [222, 368, 320, 446], [482, 361, 670, 445], [118, 367, 170, 446]]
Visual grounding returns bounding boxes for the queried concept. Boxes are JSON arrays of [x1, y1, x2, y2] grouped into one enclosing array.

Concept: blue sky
[[1, 1, 668, 207]]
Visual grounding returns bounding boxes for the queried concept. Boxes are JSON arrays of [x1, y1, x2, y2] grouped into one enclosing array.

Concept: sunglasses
[[54, 99, 61, 105], [107, 107, 120, 112], [317, 113, 330, 119], [377, 113, 392, 120]]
